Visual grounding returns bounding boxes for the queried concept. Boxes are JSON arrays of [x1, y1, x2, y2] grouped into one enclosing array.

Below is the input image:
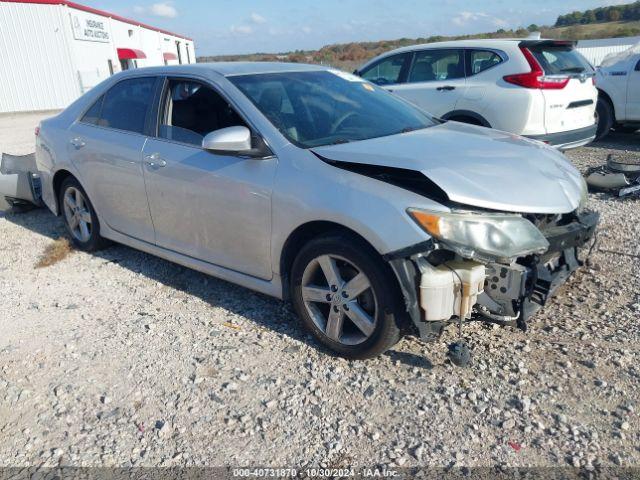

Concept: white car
[[595, 45, 640, 139], [356, 39, 598, 150]]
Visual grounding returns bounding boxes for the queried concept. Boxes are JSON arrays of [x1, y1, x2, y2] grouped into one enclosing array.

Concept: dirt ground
[[0, 112, 639, 470]]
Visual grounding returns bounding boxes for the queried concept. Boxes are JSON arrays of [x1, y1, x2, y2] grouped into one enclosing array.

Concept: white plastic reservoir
[[419, 260, 486, 321]]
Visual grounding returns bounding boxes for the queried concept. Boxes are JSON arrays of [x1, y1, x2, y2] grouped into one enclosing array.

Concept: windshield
[[229, 70, 436, 148], [529, 45, 594, 74]]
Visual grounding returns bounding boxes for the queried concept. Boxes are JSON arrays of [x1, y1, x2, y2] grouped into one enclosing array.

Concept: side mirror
[[202, 126, 252, 153]]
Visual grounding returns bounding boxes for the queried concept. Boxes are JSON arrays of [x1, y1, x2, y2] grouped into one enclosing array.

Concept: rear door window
[[408, 49, 465, 83], [98, 77, 157, 134], [467, 50, 503, 76], [528, 45, 593, 75], [359, 53, 410, 85]]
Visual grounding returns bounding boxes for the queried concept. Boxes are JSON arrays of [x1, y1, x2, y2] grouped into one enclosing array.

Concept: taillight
[[592, 76, 596, 86], [34, 126, 40, 137], [503, 47, 569, 90]]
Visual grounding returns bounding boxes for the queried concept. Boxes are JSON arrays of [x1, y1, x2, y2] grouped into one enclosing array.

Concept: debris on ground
[[34, 237, 72, 269]]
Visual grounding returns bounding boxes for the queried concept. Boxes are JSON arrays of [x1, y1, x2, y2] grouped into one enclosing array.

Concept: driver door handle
[[144, 153, 166, 168], [437, 85, 456, 91]]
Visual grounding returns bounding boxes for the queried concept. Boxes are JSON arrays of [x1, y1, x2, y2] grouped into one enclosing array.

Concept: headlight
[[408, 208, 549, 263], [578, 177, 588, 213]]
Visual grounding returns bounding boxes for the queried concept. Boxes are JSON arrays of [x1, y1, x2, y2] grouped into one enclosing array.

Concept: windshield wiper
[[329, 138, 352, 145], [394, 126, 424, 135], [559, 67, 585, 73]]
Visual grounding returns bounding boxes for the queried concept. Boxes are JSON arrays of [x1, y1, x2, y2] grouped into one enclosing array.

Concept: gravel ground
[[0, 113, 639, 470]]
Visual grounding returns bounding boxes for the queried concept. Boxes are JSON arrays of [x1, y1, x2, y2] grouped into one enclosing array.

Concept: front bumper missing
[[388, 211, 599, 340]]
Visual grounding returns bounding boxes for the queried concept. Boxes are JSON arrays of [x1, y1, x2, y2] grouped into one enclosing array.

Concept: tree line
[[198, 3, 640, 68], [556, 1, 640, 26]]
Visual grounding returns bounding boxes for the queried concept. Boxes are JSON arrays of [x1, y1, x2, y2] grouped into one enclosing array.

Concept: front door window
[[158, 80, 249, 146]]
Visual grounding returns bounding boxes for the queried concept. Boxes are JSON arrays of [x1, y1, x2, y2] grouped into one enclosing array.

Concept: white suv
[[356, 39, 598, 150], [594, 45, 640, 139]]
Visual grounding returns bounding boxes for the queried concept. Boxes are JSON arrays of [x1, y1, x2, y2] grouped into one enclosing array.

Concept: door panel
[[142, 138, 276, 279], [389, 49, 466, 117], [65, 76, 158, 243], [626, 60, 640, 120], [66, 123, 154, 243]]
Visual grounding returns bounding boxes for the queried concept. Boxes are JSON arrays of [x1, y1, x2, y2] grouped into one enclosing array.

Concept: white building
[[577, 36, 640, 67], [0, 0, 196, 113]]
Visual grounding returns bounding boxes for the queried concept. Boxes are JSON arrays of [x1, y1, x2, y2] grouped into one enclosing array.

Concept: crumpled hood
[[311, 122, 584, 214]]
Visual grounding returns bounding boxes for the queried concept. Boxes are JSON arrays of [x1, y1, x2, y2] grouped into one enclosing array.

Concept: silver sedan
[[32, 62, 597, 359]]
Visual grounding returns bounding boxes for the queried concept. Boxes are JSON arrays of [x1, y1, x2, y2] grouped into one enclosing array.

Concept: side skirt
[[99, 223, 284, 300]]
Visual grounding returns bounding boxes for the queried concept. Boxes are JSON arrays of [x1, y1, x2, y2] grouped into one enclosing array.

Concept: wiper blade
[[559, 67, 585, 73], [395, 126, 423, 135], [330, 138, 352, 145]]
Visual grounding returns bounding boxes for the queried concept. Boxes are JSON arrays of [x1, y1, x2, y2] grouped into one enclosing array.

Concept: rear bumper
[[526, 124, 597, 151], [0, 153, 43, 206]]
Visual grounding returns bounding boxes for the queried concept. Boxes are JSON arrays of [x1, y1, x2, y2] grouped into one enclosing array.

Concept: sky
[[78, 0, 635, 56]]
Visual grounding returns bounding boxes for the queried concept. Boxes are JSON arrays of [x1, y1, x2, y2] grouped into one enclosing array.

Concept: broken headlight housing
[[578, 177, 588, 213], [407, 208, 550, 264]]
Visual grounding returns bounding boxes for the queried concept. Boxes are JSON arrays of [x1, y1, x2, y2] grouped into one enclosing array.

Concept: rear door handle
[[437, 85, 456, 91], [70, 137, 86, 148], [144, 153, 167, 168]]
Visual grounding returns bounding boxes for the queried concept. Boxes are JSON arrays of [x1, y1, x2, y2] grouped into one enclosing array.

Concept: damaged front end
[[386, 209, 599, 342]]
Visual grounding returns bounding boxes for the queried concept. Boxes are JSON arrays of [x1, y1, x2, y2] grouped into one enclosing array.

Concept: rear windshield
[[529, 45, 593, 75]]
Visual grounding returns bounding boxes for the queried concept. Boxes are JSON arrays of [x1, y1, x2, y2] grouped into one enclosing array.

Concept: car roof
[[378, 38, 527, 55], [118, 61, 328, 78]]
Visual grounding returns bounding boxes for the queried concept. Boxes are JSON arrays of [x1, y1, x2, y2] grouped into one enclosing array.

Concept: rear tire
[[595, 97, 614, 141], [59, 177, 109, 252], [290, 233, 403, 359]]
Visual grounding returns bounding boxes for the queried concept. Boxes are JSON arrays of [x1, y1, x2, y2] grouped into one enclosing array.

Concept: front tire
[[59, 177, 109, 251], [290, 233, 403, 359], [595, 97, 614, 141]]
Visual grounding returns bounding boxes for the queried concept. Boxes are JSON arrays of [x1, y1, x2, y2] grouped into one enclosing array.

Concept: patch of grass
[[35, 237, 73, 269]]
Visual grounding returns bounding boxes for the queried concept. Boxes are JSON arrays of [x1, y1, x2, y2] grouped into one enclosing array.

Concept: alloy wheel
[[301, 254, 378, 345], [62, 186, 92, 243]]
